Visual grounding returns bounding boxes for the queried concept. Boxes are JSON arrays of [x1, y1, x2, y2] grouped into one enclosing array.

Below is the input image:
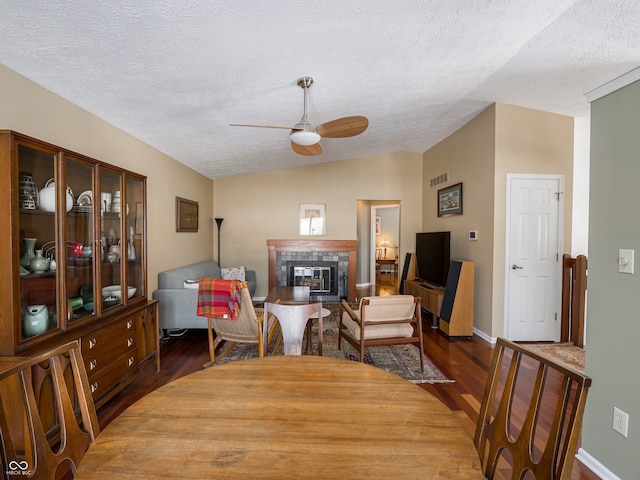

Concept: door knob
[[511, 264, 523, 270]]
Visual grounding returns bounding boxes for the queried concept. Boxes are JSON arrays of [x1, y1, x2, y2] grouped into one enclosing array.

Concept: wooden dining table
[[75, 355, 481, 479], [264, 285, 310, 304]]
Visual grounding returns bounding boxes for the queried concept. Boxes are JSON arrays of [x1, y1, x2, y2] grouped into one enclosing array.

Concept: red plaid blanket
[[196, 278, 242, 319]]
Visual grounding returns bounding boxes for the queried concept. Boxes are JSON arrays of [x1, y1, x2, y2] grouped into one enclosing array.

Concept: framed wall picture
[[375, 216, 381, 235], [438, 182, 463, 217], [176, 197, 199, 232], [299, 203, 326, 235]]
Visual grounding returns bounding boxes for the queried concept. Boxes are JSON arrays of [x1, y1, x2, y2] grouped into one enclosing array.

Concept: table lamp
[[379, 239, 393, 259]]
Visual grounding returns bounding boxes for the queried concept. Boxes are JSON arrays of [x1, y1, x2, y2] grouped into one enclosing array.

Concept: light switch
[[618, 249, 634, 274]]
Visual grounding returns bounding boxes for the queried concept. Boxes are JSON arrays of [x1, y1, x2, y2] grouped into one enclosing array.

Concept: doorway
[[505, 174, 563, 341], [370, 204, 400, 287], [355, 201, 400, 293]]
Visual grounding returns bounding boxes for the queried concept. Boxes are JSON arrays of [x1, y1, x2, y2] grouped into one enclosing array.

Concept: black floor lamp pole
[[215, 218, 224, 265]]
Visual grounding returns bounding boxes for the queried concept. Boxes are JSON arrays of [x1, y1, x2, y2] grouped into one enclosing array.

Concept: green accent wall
[[585, 79, 640, 478]]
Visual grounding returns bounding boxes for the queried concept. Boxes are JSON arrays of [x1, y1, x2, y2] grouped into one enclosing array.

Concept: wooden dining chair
[[474, 337, 592, 480], [205, 284, 282, 367], [0, 340, 100, 479], [338, 295, 424, 371], [263, 302, 323, 356]]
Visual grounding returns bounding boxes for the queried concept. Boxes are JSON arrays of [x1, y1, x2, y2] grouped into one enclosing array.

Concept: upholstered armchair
[[338, 295, 424, 371]]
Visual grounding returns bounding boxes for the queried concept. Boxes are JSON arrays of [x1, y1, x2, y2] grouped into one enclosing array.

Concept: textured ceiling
[[1, 1, 639, 179]]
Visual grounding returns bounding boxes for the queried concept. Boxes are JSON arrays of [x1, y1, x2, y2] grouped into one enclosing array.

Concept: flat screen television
[[415, 232, 451, 288]]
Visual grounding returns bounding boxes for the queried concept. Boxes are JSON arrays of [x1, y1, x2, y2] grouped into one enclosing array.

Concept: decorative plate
[[77, 190, 92, 206]]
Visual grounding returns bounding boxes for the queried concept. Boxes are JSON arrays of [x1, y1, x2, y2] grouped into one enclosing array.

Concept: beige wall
[[422, 103, 574, 338], [0, 64, 214, 294], [492, 103, 574, 337], [213, 152, 423, 298], [423, 105, 496, 335]]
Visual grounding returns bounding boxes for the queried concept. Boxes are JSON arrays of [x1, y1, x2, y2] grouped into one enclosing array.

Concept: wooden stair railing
[[561, 254, 587, 348]]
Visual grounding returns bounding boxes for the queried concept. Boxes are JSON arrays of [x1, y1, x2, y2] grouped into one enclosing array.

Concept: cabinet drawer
[[82, 318, 137, 375], [423, 293, 443, 314], [404, 281, 444, 316], [88, 350, 139, 399]]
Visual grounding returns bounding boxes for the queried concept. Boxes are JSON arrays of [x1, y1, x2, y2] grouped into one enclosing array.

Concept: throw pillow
[[183, 279, 199, 289], [221, 266, 246, 281]]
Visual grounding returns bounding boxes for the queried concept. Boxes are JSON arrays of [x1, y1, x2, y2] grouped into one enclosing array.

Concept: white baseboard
[[472, 327, 494, 344], [576, 448, 620, 480]]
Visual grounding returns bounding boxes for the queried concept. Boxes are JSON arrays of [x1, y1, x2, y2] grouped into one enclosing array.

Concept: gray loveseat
[[152, 260, 256, 332]]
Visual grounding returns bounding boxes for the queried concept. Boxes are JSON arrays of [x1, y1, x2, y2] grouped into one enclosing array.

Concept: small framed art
[[176, 197, 199, 232], [438, 182, 463, 217], [299, 204, 326, 235]]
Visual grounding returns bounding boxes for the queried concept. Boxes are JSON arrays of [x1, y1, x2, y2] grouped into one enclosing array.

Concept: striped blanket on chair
[[196, 278, 242, 319]]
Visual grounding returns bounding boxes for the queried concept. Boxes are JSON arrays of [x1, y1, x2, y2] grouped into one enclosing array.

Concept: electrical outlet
[[613, 407, 629, 437]]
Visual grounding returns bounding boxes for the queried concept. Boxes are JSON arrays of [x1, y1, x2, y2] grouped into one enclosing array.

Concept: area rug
[[522, 342, 585, 373], [214, 303, 453, 384]]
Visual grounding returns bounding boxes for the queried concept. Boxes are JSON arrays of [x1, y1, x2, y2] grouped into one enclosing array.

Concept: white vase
[[20, 237, 37, 268], [29, 249, 49, 273], [23, 305, 49, 337]]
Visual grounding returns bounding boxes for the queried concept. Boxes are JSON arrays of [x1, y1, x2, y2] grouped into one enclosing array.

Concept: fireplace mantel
[[267, 239, 358, 301]]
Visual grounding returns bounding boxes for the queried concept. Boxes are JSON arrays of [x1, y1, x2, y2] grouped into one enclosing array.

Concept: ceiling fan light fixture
[[290, 130, 321, 146]]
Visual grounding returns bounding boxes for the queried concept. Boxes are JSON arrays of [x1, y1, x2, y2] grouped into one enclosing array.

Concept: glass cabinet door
[[18, 143, 59, 340], [125, 175, 144, 300], [64, 157, 96, 322], [8, 131, 149, 353], [100, 169, 124, 309]]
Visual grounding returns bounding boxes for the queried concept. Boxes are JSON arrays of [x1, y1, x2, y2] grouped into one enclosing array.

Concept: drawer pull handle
[[88, 338, 97, 349], [91, 382, 99, 393], [127, 338, 134, 347], [89, 360, 97, 370], [128, 356, 135, 367], [127, 320, 133, 329]]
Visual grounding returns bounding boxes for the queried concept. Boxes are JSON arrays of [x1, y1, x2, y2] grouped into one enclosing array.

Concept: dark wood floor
[[97, 271, 598, 479]]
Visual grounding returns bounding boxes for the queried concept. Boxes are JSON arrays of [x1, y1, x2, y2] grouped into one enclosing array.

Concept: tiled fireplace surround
[[267, 240, 358, 301]]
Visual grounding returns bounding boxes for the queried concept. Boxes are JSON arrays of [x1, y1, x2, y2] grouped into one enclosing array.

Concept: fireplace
[[267, 240, 358, 301], [287, 261, 338, 298]]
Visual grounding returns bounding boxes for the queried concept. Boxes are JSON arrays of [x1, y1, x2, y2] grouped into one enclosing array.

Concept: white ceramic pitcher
[[39, 178, 73, 212]]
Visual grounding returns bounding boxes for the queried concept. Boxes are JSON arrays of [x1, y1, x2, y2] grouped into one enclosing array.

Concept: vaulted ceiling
[[1, 1, 639, 179]]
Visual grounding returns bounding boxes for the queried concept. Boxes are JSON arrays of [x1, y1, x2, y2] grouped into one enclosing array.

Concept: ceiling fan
[[230, 76, 368, 156]]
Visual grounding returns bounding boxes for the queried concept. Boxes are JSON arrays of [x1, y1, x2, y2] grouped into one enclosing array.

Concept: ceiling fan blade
[[291, 141, 323, 156], [229, 123, 301, 130], [316, 116, 369, 138]]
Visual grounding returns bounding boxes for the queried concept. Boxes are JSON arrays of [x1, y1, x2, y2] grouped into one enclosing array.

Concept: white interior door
[[506, 175, 563, 341]]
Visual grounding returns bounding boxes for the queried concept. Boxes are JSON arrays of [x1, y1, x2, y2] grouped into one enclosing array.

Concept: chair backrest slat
[[0, 340, 99, 479], [474, 337, 591, 480]]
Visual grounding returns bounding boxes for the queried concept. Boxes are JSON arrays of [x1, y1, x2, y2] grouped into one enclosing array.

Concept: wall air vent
[[430, 172, 448, 187]]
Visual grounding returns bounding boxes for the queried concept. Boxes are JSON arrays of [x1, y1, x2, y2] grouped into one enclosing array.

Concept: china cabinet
[[0, 130, 158, 407]]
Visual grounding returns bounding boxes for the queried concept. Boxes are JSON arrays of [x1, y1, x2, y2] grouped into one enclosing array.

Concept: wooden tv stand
[[403, 259, 474, 338], [403, 280, 445, 325]]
